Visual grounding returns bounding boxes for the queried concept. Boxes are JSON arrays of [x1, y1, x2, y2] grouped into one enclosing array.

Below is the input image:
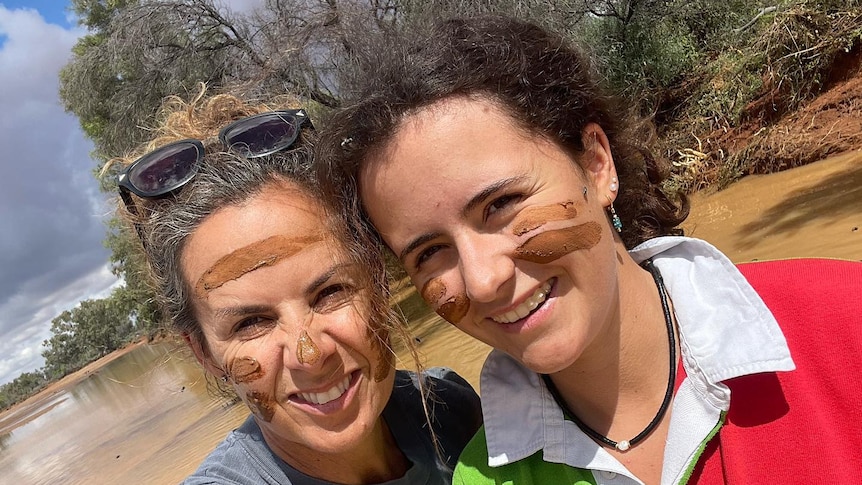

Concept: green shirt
[[453, 426, 598, 485]]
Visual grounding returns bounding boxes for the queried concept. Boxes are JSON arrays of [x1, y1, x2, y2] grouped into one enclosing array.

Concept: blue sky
[[0, 1, 117, 386], [0, 1, 265, 386], [0, 1, 75, 30]]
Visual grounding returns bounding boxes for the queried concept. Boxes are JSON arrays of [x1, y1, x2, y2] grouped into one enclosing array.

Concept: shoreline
[[0, 337, 163, 436]]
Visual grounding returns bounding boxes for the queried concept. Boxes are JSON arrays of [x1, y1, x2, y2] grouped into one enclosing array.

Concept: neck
[[549, 248, 675, 441], [263, 417, 409, 484]]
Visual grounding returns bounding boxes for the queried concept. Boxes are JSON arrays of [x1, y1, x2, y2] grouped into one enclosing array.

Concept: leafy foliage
[[41, 297, 136, 380], [0, 371, 48, 411]]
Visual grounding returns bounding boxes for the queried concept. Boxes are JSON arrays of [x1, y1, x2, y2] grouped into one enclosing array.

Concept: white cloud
[[0, 7, 119, 386]]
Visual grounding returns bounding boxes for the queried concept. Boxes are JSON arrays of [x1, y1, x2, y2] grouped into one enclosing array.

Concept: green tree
[[41, 298, 136, 380], [0, 371, 48, 411]]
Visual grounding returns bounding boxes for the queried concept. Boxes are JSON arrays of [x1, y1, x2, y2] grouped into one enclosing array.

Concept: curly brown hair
[[317, 14, 688, 249]]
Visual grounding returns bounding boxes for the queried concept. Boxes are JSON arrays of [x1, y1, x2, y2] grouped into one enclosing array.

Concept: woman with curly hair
[[107, 86, 481, 484], [317, 15, 862, 485]]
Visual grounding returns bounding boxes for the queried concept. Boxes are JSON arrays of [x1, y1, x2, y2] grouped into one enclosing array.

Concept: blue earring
[[609, 202, 623, 233]]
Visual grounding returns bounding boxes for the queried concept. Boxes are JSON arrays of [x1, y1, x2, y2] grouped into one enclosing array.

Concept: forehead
[[181, 183, 345, 283]]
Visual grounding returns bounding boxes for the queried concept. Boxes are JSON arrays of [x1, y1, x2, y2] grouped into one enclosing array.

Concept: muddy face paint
[[420, 278, 446, 304], [195, 233, 322, 297], [246, 391, 276, 422], [420, 278, 470, 324], [229, 356, 264, 383], [514, 221, 602, 263], [437, 294, 470, 323], [296, 330, 321, 365], [372, 328, 393, 382], [511, 200, 579, 236]]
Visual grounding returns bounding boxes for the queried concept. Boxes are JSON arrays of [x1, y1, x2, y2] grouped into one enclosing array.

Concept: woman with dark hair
[[317, 15, 862, 485], [107, 87, 481, 485]]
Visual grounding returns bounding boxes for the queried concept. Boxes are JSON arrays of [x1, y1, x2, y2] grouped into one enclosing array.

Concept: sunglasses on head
[[117, 109, 312, 216]]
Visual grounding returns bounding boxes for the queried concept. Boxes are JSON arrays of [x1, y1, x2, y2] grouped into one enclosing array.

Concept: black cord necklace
[[541, 258, 677, 452]]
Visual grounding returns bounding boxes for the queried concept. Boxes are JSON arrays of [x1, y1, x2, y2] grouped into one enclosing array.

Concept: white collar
[[479, 237, 794, 475]]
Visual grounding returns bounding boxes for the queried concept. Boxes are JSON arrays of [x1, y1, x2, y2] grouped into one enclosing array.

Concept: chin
[[518, 345, 578, 375]]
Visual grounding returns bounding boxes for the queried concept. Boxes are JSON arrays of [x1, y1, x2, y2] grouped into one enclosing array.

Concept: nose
[[457, 231, 515, 304], [278, 314, 334, 370]]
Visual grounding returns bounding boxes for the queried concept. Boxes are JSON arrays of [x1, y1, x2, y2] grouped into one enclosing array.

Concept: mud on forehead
[[194, 233, 324, 298]]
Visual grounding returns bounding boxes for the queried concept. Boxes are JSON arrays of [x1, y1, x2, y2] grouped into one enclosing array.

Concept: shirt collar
[[479, 236, 794, 469]]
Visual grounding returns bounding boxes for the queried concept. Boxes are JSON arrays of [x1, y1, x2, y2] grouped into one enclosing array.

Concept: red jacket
[[690, 258, 862, 484]]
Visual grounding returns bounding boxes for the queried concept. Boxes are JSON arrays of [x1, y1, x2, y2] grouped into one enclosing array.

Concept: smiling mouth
[[491, 280, 553, 324], [296, 372, 354, 405]]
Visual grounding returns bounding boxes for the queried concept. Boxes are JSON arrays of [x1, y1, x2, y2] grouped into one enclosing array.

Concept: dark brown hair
[[318, 15, 688, 249]]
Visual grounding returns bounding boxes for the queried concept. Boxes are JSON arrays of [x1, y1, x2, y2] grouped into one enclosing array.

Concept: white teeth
[[492, 282, 552, 324], [299, 375, 351, 405]]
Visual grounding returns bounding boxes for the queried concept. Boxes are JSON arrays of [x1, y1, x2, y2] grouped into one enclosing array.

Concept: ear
[[183, 332, 225, 378], [580, 123, 618, 207]]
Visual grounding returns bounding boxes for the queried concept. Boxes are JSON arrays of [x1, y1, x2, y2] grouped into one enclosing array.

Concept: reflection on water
[[1, 152, 858, 484], [0, 342, 249, 485], [0, 300, 489, 485]]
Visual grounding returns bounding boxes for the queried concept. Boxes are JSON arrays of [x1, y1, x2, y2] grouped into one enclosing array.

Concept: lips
[[491, 280, 553, 324], [296, 373, 352, 405]]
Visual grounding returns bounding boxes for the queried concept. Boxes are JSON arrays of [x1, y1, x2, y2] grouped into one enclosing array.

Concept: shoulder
[[182, 416, 287, 485], [453, 426, 594, 485], [736, 258, 862, 350], [711, 259, 862, 482], [388, 368, 483, 468], [392, 367, 481, 415], [453, 427, 492, 485], [737, 257, 862, 308]]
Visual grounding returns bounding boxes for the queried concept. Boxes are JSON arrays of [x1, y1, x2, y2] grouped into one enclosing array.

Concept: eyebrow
[[461, 176, 530, 217], [306, 263, 354, 294], [214, 304, 271, 319], [399, 232, 443, 264]]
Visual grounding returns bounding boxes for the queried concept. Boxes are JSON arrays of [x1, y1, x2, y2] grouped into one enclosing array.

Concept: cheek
[[333, 305, 394, 383], [420, 277, 471, 324], [227, 355, 265, 383], [372, 331, 394, 383], [511, 200, 579, 236], [245, 390, 276, 422], [513, 222, 603, 264]]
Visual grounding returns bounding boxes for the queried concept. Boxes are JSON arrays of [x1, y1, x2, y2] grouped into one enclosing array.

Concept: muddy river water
[[1, 151, 859, 484]]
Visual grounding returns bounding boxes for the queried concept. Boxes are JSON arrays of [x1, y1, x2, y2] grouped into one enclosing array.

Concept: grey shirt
[[182, 368, 482, 484]]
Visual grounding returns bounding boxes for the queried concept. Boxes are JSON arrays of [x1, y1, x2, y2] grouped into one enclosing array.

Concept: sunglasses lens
[[222, 113, 299, 157], [128, 142, 201, 197]]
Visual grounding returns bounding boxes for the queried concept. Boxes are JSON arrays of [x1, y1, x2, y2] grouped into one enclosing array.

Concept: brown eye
[[234, 316, 275, 338], [415, 244, 445, 269], [313, 284, 354, 313], [485, 193, 522, 220]]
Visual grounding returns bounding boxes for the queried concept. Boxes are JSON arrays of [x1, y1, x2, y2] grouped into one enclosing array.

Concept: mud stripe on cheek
[[437, 294, 470, 324], [195, 233, 322, 298], [514, 221, 603, 263], [373, 327, 393, 383], [420, 277, 470, 324], [511, 201, 579, 236], [246, 391, 276, 422], [420, 278, 446, 304], [229, 356, 264, 383]]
